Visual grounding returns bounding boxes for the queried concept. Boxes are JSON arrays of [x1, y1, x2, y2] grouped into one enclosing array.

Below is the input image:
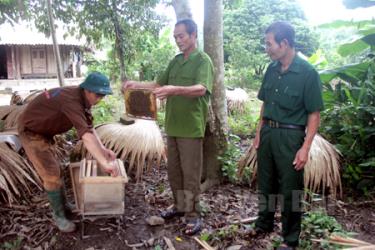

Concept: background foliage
[[223, 0, 319, 89]]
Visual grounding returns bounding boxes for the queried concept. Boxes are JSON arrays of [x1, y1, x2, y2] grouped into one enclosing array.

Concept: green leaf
[[319, 61, 371, 84], [338, 39, 369, 57]]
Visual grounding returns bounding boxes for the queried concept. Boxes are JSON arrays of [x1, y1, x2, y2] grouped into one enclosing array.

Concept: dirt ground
[[1, 163, 374, 250]]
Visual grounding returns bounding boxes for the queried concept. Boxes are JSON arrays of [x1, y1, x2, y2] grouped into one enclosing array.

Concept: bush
[[91, 94, 123, 125]]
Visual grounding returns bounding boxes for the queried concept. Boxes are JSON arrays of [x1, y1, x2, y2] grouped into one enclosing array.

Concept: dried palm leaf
[[0, 142, 42, 205], [3, 105, 25, 129], [23, 90, 43, 104], [10, 91, 24, 105], [237, 134, 342, 198], [9, 90, 43, 105], [0, 105, 16, 120], [79, 120, 166, 181], [312, 234, 373, 249], [226, 88, 249, 114]]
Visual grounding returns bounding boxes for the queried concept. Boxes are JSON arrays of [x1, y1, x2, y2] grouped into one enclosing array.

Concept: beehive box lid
[[124, 88, 157, 120]]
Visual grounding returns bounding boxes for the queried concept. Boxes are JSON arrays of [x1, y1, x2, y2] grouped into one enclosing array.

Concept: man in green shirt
[[250, 22, 324, 249], [122, 19, 213, 235]]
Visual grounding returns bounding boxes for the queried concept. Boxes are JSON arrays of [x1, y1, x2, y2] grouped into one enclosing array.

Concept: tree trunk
[[202, 0, 228, 192], [46, 0, 65, 86], [171, 0, 192, 20], [111, 0, 127, 82]]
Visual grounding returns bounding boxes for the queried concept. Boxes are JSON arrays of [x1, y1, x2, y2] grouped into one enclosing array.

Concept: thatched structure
[[78, 120, 166, 181], [226, 88, 249, 113], [238, 134, 342, 198]]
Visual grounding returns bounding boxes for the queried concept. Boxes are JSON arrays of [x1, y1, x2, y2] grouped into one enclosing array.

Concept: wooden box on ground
[[69, 159, 128, 216]]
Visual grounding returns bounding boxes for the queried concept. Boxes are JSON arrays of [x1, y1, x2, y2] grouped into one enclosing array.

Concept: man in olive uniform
[[18, 72, 119, 233], [122, 19, 213, 235], [251, 22, 324, 249]]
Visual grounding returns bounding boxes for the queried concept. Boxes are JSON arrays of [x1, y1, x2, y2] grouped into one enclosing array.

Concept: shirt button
[[272, 102, 275, 105], [275, 89, 278, 92], [278, 76, 281, 79]]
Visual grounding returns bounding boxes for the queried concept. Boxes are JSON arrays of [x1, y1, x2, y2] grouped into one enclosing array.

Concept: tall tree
[[224, 0, 319, 86], [202, 0, 228, 191], [46, 0, 65, 86], [171, 0, 192, 20]]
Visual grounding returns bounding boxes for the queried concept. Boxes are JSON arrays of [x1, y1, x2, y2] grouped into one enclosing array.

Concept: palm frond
[[238, 134, 342, 198], [226, 88, 249, 113], [0, 142, 42, 205], [79, 120, 166, 181]]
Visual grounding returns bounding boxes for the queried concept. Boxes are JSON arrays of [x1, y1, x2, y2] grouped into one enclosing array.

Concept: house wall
[[20, 46, 32, 75], [2, 45, 79, 80]]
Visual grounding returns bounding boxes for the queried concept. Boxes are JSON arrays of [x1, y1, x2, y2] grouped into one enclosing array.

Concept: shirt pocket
[[262, 82, 273, 102], [277, 88, 300, 110]]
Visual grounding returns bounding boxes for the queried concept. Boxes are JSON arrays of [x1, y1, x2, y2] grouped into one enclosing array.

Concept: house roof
[[0, 22, 86, 46]]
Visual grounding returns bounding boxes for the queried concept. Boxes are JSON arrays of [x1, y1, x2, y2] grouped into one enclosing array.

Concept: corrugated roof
[[0, 22, 86, 46]]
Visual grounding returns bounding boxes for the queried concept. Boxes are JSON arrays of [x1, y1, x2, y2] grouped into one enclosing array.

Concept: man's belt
[[263, 118, 305, 131]]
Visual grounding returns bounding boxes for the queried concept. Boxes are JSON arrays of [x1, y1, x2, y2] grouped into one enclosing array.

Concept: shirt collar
[[177, 48, 199, 64], [272, 55, 301, 74]]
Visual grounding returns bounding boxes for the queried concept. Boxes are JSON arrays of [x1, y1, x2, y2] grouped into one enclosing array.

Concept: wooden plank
[[93, 160, 97, 177], [86, 159, 92, 177], [69, 162, 83, 213], [80, 177, 126, 184], [117, 159, 128, 183], [80, 158, 86, 182]]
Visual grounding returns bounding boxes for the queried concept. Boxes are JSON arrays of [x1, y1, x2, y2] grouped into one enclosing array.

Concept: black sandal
[[184, 218, 202, 236], [160, 209, 184, 219]]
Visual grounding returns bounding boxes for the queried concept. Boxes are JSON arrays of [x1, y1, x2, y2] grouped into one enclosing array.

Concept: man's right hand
[[253, 132, 261, 149], [102, 160, 120, 177]]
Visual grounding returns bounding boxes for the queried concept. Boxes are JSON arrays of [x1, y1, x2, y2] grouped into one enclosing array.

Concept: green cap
[[80, 72, 113, 95]]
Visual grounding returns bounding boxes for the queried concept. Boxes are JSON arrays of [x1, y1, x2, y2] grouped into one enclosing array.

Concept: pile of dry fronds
[[0, 105, 25, 130], [10, 90, 43, 106], [0, 142, 42, 205], [238, 134, 342, 198], [78, 120, 166, 181], [226, 88, 249, 114]]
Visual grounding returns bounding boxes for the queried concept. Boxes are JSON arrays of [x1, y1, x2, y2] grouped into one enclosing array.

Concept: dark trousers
[[255, 126, 305, 247], [167, 136, 203, 218]]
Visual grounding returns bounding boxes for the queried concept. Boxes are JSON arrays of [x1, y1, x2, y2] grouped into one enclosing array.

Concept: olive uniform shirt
[[258, 55, 324, 126], [19, 86, 93, 139], [157, 49, 214, 138]]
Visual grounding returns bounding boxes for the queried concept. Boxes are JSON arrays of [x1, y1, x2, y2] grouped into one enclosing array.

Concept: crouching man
[[17, 72, 120, 232]]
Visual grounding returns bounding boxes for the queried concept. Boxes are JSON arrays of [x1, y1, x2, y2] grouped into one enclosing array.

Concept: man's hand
[[153, 86, 176, 100], [253, 130, 261, 149], [102, 160, 120, 177], [121, 80, 138, 93], [293, 146, 309, 171], [103, 148, 116, 161]]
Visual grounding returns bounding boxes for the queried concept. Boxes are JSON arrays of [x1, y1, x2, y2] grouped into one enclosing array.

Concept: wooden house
[[0, 23, 86, 80]]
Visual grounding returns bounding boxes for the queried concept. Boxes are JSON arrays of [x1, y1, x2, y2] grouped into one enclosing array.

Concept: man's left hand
[[103, 148, 116, 161], [293, 147, 309, 171]]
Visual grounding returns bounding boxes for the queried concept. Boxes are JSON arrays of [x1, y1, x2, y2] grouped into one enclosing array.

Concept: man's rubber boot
[[46, 190, 76, 233], [61, 180, 76, 213]]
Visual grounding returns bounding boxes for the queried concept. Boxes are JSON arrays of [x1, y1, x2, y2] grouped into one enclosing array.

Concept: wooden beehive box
[[69, 159, 128, 216], [124, 88, 157, 120]]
